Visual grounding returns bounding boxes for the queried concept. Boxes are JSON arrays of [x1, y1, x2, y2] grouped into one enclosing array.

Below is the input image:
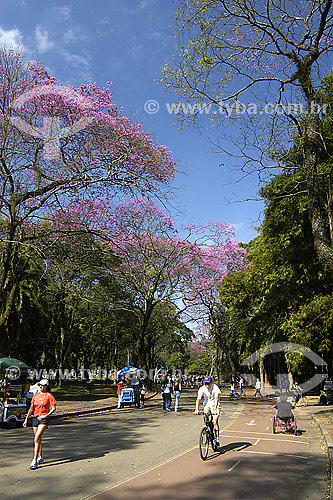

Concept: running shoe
[[37, 457, 44, 465], [29, 460, 38, 470]]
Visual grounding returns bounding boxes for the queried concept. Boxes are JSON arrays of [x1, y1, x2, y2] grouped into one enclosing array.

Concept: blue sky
[[0, 0, 263, 242]]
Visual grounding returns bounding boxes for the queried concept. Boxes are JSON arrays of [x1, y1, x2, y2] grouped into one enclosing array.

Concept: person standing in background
[[140, 380, 146, 407], [117, 379, 126, 408], [161, 376, 172, 411], [239, 377, 246, 397], [230, 380, 238, 398], [130, 376, 141, 408], [173, 376, 182, 412]]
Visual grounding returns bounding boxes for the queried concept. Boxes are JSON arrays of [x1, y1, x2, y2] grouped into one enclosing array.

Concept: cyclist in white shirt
[[194, 375, 221, 447]]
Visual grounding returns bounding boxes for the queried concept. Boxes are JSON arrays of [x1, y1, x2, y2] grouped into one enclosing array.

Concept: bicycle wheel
[[272, 416, 276, 434], [199, 428, 210, 460]]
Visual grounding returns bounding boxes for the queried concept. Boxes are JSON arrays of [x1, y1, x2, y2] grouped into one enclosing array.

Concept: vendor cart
[[0, 401, 26, 428], [119, 388, 135, 408]]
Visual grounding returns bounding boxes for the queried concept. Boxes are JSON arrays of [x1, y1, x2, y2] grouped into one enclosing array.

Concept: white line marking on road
[[239, 450, 308, 460], [221, 429, 309, 439], [83, 411, 239, 500], [221, 435, 308, 445], [236, 444, 248, 451], [254, 439, 260, 446], [82, 445, 198, 500], [246, 419, 256, 426], [228, 460, 241, 472], [266, 426, 269, 430]]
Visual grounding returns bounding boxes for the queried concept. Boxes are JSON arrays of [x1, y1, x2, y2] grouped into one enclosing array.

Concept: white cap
[[38, 379, 49, 386]]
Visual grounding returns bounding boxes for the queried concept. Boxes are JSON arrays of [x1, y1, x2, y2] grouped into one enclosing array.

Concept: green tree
[[163, 0, 333, 272], [219, 166, 333, 380], [0, 50, 175, 355]]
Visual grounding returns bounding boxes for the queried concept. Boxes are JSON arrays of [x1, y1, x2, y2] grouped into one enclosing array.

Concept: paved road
[[0, 389, 239, 500], [0, 391, 328, 500], [86, 399, 328, 500]]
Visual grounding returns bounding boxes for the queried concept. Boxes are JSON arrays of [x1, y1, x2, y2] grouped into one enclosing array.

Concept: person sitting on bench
[[275, 394, 294, 421]]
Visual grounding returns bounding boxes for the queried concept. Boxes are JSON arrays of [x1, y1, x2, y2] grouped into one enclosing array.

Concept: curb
[[311, 412, 333, 500], [51, 391, 158, 420]]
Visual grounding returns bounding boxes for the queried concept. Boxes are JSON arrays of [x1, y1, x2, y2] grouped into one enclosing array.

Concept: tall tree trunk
[[216, 346, 220, 382], [0, 282, 18, 355], [299, 67, 333, 272], [259, 357, 265, 395], [284, 352, 294, 392], [56, 325, 65, 388]]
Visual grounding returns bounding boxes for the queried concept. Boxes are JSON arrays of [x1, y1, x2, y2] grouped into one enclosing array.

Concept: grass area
[[6, 380, 118, 402], [49, 381, 118, 401]]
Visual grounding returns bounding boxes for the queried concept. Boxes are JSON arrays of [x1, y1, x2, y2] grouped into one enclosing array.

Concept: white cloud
[[63, 29, 76, 43], [54, 5, 72, 21], [35, 25, 54, 53], [148, 30, 168, 47], [60, 48, 91, 81], [63, 27, 86, 44], [62, 48, 89, 69], [96, 16, 112, 37], [131, 44, 143, 60], [61, 48, 91, 80], [139, 0, 150, 8], [150, 31, 162, 40], [122, 0, 152, 15], [0, 26, 25, 52]]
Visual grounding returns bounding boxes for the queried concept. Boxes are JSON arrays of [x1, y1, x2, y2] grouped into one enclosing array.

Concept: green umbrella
[[0, 357, 30, 375]]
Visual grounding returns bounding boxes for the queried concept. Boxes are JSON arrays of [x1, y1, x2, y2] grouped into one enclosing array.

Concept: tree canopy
[[0, 50, 175, 354], [163, 0, 333, 273]]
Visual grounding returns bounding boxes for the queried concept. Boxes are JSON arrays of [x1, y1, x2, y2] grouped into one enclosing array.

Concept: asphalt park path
[[0, 390, 328, 500]]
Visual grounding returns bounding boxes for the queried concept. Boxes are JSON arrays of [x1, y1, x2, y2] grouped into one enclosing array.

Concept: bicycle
[[199, 410, 219, 460], [293, 394, 308, 406], [228, 391, 240, 400]]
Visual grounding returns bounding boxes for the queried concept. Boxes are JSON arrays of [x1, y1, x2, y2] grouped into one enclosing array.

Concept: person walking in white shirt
[[254, 379, 262, 397]]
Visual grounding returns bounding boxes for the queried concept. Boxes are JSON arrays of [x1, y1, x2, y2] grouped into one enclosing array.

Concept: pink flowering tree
[[105, 199, 247, 367], [105, 198, 194, 367], [189, 342, 207, 356], [176, 223, 249, 379], [187, 340, 212, 374], [45, 197, 248, 368], [163, 0, 333, 274], [0, 50, 175, 354], [180, 222, 248, 321]]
